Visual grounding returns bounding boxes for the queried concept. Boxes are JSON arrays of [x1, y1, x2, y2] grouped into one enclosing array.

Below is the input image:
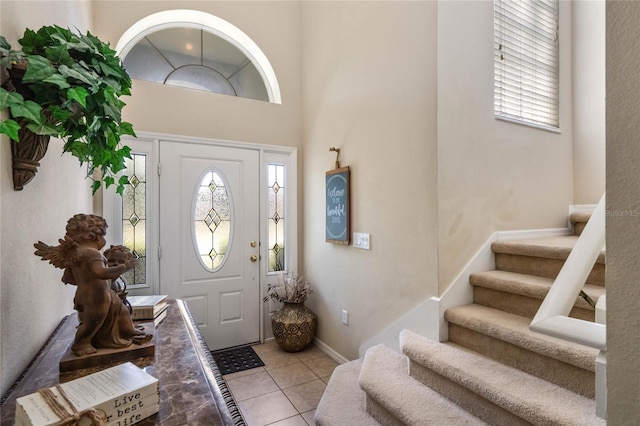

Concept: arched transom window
[[115, 10, 281, 104]]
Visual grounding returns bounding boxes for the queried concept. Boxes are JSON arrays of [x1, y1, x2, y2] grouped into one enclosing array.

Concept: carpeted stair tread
[[315, 359, 379, 426], [445, 304, 598, 371], [470, 270, 605, 310], [358, 344, 488, 425], [570, 211, 592, 224], [491, 235, 606, 264], [570, 212, 592, 236], [400, 330, 605, 426]]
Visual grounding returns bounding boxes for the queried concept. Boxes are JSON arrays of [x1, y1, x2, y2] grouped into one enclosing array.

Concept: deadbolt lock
[[250, 241, 257, 248]]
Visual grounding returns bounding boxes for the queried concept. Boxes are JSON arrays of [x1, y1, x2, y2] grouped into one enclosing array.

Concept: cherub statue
[[103, 245, 134, 314], [34, 214, 152, 357]]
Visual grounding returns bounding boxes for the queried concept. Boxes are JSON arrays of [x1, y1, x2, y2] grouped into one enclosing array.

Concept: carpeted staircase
[[316, 213, 606, 425]]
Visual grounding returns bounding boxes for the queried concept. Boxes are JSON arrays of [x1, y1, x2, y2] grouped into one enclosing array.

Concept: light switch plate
[[353, 232, 370, 250]]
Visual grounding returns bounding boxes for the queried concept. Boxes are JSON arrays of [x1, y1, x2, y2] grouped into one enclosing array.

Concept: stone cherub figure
[[34, 214, 152, 356]]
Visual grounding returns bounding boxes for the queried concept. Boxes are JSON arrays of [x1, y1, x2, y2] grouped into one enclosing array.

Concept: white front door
[[159, 141, 260, 350]]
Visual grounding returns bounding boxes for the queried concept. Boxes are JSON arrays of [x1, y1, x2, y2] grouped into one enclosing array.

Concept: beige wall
[[573, 0, 606, 204], [0, 1, 94, 396], [0, 0, 302, 395], [0, 0, 612, 399], [91, 1, 302, 147], [301, 1, 438, 360], [606, 0, 640, 421], [437, 0, 575, 290]]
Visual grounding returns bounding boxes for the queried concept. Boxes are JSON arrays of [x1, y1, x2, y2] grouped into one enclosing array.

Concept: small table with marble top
[[0, 300, 245, 426]]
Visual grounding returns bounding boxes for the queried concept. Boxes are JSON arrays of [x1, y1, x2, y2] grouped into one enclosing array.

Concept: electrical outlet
[[341, 309, 349, 325], [353, 232, 370, 250]]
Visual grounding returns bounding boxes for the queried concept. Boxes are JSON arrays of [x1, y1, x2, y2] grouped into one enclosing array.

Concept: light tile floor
[[223, 341, 339, 426]]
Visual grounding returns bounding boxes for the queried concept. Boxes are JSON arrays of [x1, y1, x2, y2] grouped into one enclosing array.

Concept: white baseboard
[[357, 227, 573, 355], [262, 335, 349, 365], [430, 232, 498, 342], [314, 337, 350, 365], [431, 227, 572, 341], [495, 227, 571, 240], [358, 302, 435, 357], [570, 204, 598, 215]]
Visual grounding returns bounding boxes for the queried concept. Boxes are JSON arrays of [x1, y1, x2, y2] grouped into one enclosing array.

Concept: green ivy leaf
[[58, 64, 95, 89], [119, 144, 132, 158], [118, 175, 130, 186], [42, 73, 71, 90], [67, 140, 89, 159], [67, 87, 89, 108], [91, 180, 101, 195], [0, 35, 11, 50], [102, 102, 121, 123], [49, 105, 73, 122], [25, 121, 59, 136], [97, 61, 124, 80], [104, 175, 115, 188], [9, 100, 42, 123], [45, 44, 73, 66], [0, 88, 24, 109], [31, 82, 60, 106], [119, 122, 136, 137], [50, 27, 73, 43], [18, 29, 38, 54], [0, 119, 21, 141], [22, 55, 55, 82]]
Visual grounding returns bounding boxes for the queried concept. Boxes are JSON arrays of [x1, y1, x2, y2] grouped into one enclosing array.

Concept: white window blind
[[494, 0, 559, 129]]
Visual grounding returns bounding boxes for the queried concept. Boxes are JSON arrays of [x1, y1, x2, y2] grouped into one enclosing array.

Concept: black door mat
[[211, 345, 265, 376]]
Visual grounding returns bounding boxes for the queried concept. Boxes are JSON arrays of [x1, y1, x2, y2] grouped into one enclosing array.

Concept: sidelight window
[[267, 164, 286, 272], [121, 153, 147, 285]]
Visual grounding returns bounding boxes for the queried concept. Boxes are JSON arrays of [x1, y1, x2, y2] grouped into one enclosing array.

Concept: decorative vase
[[271, 301, 317, 352]]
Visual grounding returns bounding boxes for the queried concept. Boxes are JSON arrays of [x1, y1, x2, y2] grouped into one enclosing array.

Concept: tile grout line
[[228, 343, 334, 425]]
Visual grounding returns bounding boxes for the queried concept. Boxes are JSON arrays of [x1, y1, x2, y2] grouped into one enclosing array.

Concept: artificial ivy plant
[[0, 25, 135, 195]]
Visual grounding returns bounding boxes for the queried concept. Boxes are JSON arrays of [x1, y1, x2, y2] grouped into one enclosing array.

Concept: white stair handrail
[[530, 193, 606, 350]]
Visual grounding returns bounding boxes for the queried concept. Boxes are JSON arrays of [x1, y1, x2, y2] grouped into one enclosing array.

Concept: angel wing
[[34, 235, 81, 269]]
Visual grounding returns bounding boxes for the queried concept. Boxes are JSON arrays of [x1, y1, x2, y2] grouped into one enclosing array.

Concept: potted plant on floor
[[264, 272, 317, 352], [0, 25, 135, 194]]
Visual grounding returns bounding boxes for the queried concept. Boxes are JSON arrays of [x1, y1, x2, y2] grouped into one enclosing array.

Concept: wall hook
[[329, 147, 341, 169]]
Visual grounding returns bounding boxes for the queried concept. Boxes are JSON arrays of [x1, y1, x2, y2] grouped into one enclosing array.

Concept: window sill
[[496, 115, 562, 134]]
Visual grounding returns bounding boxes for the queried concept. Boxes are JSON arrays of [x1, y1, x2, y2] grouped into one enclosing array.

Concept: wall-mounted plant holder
[[3, 66, 50, 191], [11, 121, 50, 191], [0, 25, 136, 195]]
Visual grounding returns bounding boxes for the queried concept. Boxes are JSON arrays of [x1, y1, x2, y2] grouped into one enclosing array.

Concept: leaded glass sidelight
[[194, 170, 232, 271], [268, 164, 285, 272], [122, 154, 147, 285]]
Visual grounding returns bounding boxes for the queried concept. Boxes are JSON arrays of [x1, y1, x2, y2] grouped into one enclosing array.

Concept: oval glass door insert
[[193, 169, 233, 271]]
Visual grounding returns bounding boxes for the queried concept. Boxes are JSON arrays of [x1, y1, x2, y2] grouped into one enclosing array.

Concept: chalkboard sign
[[326, 166, 350, 244]]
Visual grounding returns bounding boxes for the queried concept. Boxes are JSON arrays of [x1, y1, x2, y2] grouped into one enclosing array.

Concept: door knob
[[250, 255, 258, 262]]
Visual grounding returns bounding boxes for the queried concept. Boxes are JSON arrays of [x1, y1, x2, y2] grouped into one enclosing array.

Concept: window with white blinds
[[494, 0, 559, 130]]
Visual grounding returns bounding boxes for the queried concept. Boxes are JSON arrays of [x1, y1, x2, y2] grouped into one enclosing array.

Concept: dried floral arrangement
[[263, 272, 313, 304]]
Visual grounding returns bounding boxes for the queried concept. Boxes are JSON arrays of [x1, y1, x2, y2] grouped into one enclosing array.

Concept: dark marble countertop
[[1, 300, 245, 425]]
